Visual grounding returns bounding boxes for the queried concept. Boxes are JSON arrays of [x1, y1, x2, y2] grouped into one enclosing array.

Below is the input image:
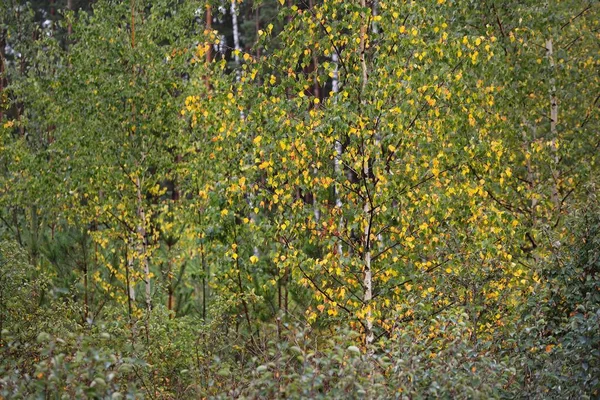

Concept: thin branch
[[560, 4, 592, 30]]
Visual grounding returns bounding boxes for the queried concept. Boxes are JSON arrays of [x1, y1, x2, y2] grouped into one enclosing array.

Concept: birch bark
[[359, 0, 373, 348]]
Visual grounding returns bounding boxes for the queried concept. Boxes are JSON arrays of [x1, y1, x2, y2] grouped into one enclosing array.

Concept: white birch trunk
[[332, 52, 344, 257], [127, 240, 136, 305], [231, 0, 242, 84], [232, 1, 259, 263], [359, 0, 373, 348]]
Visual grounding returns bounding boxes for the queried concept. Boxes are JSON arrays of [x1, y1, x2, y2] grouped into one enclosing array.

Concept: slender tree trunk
[[522, 122, 537, 226], [50, 0, 56, 33], [0, 28, 5, 122], [201, 242, 207, 320], [363, 199, 374, 347], [67, 0, 74, 36], [359, 0, 373, 348], [231, 0, 242, 84], [29, 206, 39, 267], [206, 4, 212, 63], [13, 208, 22, 247], [136, 176, 152, 313], [16, 8, 25, 138], [546, 39, 560, 214], [167, 285, 175, 314], [125, 243, 134, 322], [82, 231, 89, 322], [0, 288, 4, 345], [332, 52, 344, 257], [166, 244, 175, 316], [83, 264, 89, 321], [130, 0, 136, 48], [129, 2, 150, 316], [309, 0, 320, 224]]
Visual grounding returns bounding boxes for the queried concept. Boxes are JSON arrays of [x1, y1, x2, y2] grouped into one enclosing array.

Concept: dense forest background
[[0, 0, 599, 398]]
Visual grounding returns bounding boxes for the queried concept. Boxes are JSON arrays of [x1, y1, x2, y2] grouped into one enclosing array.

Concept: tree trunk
[[67, 0, 74, 36], [125, 242, 135, 322], [136, 176, 152, 313], [201, 242, 208, 320], [359, 0, 373, 348], [206, 4, 212, 63], [0, 28, 5, 122], [332, 52, 344, 257], [546, 39, 560, 215], [231, 0, 242, 84]]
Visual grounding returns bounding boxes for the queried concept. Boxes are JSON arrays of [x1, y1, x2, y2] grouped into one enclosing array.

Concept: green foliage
[[509, 198, 600, 399], [0, 0, 599, 398]]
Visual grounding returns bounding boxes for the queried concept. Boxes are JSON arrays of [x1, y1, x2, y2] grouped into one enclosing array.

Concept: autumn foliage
[[0, 0, 599, 398]]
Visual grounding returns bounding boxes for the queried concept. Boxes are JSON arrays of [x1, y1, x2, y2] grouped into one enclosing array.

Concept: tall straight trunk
[[67, 0, 74, 36], [81, 230, 90, 322], [49, 0, 56, 33], [546, 39, 560, 214], [12, 208, 22, 247], [129, 3, 150, 315], [83, 262, 89, 321], [359, 0, 373, 348], [231, 0, 242, 83], [136, 176, 152, 313], [0, 29, 5, 122], [29, 205, 39, 267], [206, 4, 212, 63], [125, 242, 135, 322], [0, 287, 4, 344], [166, 244, 175, 316], [332, 52, 343, 257], [522, 123, 537, 226], [196, 5, 213, 319], [167, 286, 175, 315], [15, 7, 25, 137], [309, 0, 320, 224], [201, 242, 207, 320]]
